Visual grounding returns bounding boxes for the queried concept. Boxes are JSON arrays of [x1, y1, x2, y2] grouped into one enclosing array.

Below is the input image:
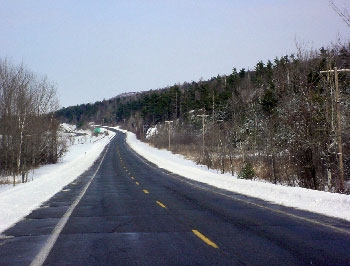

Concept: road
[[0, 129, 350, 265]]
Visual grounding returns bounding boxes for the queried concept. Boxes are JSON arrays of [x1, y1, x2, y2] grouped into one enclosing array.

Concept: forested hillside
[[56, 43, 350, 193]]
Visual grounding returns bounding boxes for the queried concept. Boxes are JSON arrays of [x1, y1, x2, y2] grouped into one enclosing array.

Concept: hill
[[55, 42, 350, 193]]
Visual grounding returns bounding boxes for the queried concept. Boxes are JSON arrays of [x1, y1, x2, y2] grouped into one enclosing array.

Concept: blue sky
[[1, 0, 349, 107]]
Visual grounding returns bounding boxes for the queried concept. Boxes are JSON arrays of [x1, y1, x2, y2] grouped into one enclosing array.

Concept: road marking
[[214, 190, 350, 236], [0, 235, 14, 240], [156, 201, 167, 209], [30, 139, 112, 266], [161, 173, 350, 236], [143, 189, 149, 194], [192, 230, 219, 249], [135, 181, 140, 186], [131, 176, 135, 180]]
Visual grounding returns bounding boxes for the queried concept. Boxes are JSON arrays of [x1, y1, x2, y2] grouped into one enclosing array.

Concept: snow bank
[[125, 129, 350, 221], [0, 125, 348, 235], [0, 129, 115, 234]]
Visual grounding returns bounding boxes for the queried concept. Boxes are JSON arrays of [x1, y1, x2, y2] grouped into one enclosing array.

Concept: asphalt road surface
[[1, 130, 350, 265]]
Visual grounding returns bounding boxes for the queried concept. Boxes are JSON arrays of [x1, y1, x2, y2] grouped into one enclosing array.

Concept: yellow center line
[[156, 201, 167, 209], [192, 229, 219, 249], [131, 176, 135, 180], [143, 189, 149, 194], [135, 181, 140, 185]]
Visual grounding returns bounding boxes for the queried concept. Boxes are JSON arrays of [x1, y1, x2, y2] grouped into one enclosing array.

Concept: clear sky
[[1, 0, 349, 107]]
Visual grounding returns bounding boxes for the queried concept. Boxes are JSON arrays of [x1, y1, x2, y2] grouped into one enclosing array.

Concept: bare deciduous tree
[[0, 59, 61, 185], [330, 0, 350, 27]]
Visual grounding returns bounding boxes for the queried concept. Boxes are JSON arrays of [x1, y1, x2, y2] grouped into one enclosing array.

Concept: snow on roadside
[[123, 128, 350, 222], [0, 129, 115, 234], [0, 125, 348, 235]]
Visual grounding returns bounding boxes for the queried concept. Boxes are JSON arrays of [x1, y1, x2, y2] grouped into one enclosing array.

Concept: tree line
[[56, 42, 350, 193], [0, 59, 63, 185]]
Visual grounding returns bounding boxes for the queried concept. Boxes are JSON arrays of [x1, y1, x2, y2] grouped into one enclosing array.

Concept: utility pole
[[320, 67, 350, 191], [165, 120, 173, 150], [197, 114, 209, 154], [212, 94, 215, 121], [175, 91, 178, 118]]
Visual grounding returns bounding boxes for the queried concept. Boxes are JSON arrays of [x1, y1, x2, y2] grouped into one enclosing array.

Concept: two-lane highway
[[1, 130, 350, 265]]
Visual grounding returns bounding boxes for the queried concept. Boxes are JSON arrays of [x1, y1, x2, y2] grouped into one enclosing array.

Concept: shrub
[[238, 162, 255, 179]]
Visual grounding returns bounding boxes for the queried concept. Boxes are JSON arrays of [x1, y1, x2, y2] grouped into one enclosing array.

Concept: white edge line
[[172, 173, 350, 236], [122, 135, 350, 236], [29, 140, 111, 266]]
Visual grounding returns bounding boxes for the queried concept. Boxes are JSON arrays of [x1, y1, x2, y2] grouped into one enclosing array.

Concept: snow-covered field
[[0, 126, 349, 234]]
